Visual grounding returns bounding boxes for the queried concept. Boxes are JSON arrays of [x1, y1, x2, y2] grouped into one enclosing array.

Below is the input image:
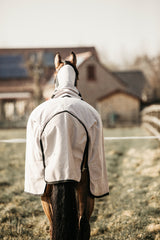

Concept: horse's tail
[[50, 182, 79, 240]]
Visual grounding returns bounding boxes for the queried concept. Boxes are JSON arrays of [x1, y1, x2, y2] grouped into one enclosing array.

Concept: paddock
[[0, 126, 159, 240]]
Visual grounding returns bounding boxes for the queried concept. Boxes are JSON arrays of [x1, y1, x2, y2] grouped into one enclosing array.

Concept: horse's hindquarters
[[42, 171, 94, 240]]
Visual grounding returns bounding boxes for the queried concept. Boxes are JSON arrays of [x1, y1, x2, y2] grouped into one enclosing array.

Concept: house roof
[[74, 52, 92, 67], [0, 55, 28, 79], [0, 46, 97, 60], [112, 71, 147, 99]]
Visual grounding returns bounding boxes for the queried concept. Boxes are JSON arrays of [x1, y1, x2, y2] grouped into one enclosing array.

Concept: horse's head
[[54, 52, 79, 88]]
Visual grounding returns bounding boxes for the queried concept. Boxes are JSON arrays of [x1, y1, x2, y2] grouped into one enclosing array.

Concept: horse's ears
[[54, 52, 62, 69], [69, 52, 77, 67]]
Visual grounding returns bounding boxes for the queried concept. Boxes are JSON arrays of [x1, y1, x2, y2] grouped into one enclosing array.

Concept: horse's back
[[42, 111, 87, 185]]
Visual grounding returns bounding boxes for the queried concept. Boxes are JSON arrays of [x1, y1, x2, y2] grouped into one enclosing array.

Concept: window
[[87, 65, 96, 81]]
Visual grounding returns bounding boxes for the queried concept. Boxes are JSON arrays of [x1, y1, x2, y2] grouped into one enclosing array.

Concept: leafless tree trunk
[[132, 55, 160, 101], [27, 52, 44, 107]]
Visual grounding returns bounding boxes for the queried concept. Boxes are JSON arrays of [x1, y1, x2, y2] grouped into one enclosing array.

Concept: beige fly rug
[[24, 65, 109, 197]]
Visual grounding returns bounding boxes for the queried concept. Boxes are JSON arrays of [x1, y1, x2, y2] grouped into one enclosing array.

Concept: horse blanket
[[24, 66, 109, 197]]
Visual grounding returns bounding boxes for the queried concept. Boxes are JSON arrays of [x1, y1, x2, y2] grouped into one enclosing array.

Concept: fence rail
[[1, 135, 160, 143], [142, 104, 160, 139], [1, 107, 160, 143]]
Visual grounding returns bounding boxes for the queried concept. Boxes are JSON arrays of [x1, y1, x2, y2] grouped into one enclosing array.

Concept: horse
[[40, 52, 94, 240], [25, 52, 109, 240]]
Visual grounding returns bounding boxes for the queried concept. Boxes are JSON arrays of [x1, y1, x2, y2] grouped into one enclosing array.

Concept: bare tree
[[132, 55, 160, 101], [27, 52, 44, 106]]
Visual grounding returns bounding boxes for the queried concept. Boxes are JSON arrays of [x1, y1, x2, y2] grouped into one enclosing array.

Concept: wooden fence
[[141, 105, 160, 139]]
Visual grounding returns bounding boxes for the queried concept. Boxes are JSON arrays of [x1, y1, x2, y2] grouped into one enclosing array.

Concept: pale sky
[[0, 0, 160, 65]]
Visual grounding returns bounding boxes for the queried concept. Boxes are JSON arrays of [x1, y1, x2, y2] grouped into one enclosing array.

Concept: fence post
[[141, 105, 160, 139]]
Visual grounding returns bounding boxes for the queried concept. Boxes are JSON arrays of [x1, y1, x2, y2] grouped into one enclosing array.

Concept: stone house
[[97, 71, 147, 127]]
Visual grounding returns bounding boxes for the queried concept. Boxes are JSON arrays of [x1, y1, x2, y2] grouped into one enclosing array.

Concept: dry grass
[[0, 127, 160, 239]]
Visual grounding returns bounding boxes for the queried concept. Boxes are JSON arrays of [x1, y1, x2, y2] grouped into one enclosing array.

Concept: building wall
[[77, 56, 125, 108], [97, 92, 140, 127], [0, 78, 33, 93]]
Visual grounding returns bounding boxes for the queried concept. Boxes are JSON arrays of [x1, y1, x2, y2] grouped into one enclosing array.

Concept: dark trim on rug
[[39, 111, 109, 199]]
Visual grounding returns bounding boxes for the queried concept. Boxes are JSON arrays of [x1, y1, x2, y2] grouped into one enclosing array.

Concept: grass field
[[0, 127, 160, 240]]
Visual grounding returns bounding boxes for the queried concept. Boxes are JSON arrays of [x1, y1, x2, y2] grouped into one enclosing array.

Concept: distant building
[[0, 47, 149, 127], [47, 53, 148, 127], [78, 58, 148, 126]]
